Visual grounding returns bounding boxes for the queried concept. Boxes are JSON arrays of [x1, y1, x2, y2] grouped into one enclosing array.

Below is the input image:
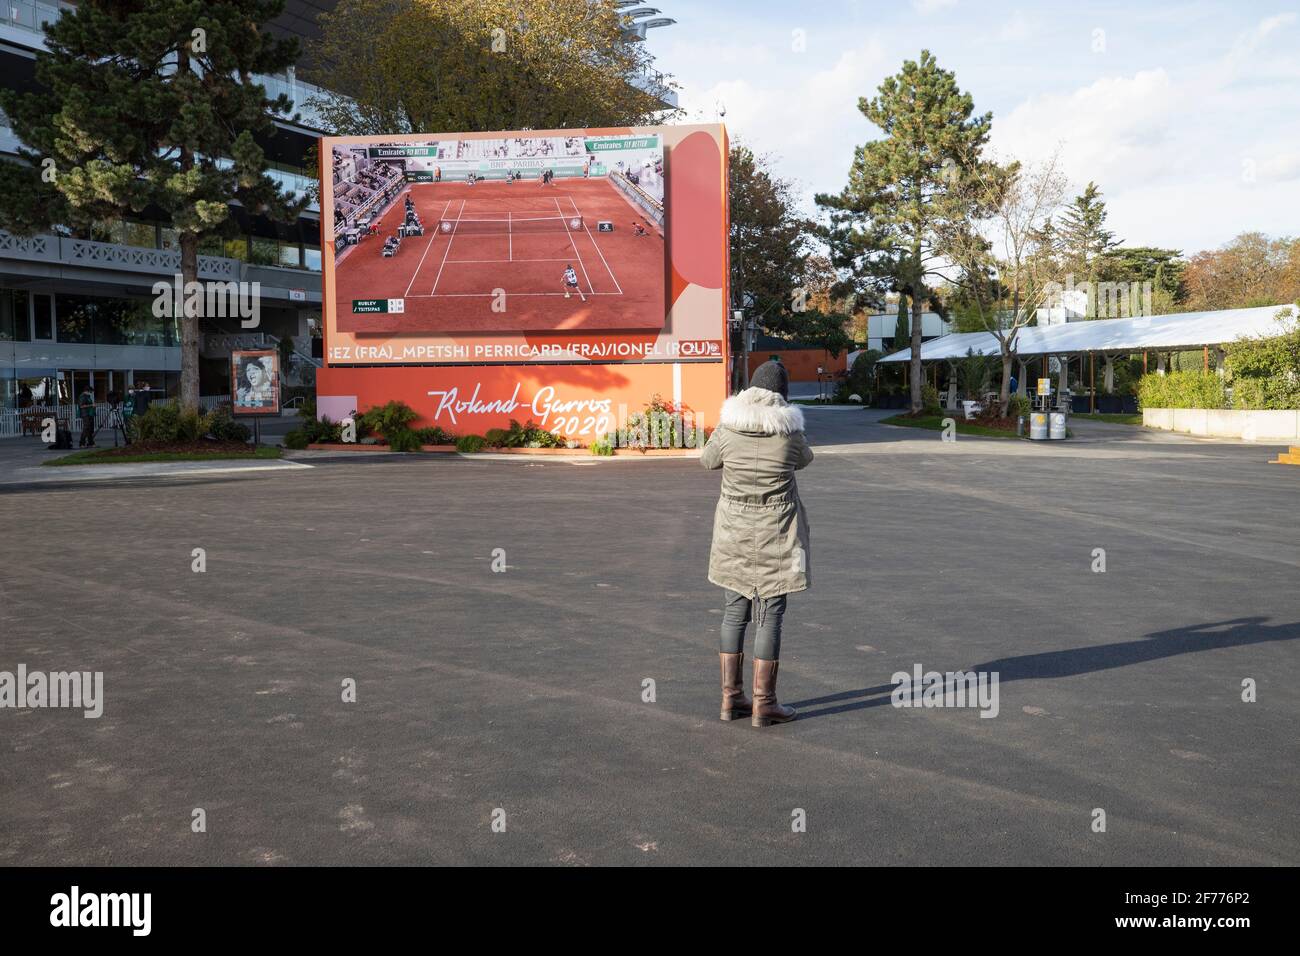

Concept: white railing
[[0, 403, 102, 439], [0, 397, 243, 438]]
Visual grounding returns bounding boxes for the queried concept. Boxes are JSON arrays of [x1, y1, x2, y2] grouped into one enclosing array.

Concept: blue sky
[[649, 0, 1300, 255]]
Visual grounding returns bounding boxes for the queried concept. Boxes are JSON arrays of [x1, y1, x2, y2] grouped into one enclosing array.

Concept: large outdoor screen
[[319, 124, 727, 366]]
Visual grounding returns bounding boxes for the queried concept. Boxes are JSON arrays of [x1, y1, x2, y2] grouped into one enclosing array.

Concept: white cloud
[[998, 11, 1035, 43], [990, 14, 1300, 251], [994, 69, 1182, 189], [677, 36, 890, 208], [913, 0, 959, 14], [655, 6, 1300, 254]]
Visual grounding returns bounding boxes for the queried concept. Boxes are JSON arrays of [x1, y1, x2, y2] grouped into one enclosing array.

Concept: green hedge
[[1136, 370, 1227, 410]]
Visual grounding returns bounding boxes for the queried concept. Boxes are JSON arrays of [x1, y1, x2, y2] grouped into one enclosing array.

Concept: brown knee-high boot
[[719, 652, 751, 721], [751, 658, 796, 727]]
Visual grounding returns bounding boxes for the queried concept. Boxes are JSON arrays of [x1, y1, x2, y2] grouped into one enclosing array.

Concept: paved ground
[[1, 409, 1297, 865]]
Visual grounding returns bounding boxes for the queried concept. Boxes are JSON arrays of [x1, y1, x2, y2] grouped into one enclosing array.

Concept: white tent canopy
[[878, 304, 1298, 363]]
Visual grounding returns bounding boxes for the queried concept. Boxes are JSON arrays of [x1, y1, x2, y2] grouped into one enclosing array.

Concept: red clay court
[[333, 178, 666, 334]]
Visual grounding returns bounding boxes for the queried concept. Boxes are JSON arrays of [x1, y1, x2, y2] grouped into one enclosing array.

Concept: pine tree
[[0, 1, 307, 407], [818, 51, 992, 414], [1055, 182, 1118, 283]]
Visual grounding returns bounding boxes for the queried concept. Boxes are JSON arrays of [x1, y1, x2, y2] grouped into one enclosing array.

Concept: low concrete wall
[[1143, 408, 1300, 441]]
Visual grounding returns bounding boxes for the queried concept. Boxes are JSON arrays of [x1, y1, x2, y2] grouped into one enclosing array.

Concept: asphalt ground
[[1, 408, 1297, 865]]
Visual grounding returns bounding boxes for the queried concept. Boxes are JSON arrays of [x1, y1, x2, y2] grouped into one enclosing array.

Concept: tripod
[[96, 405, 128, 447]]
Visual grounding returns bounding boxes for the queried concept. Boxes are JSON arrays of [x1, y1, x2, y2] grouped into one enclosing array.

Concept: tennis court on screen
[[334, 178, 664, 335]]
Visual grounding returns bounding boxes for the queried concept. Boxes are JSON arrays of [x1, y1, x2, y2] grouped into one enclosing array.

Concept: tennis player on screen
[[562, 264, 584, 301]]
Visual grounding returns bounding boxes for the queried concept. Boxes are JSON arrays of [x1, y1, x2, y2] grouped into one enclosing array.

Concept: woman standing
[[701, 360, 813, 727]]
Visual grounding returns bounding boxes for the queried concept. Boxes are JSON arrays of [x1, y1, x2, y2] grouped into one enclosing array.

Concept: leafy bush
[[1225, 309, 1300, 409], [1137, 370, 1227, 409], [847, 350, 882, 399], [386, 428, 423, 452], [357, 400, 421, 448], [614, 395, 706, 450], [358, 400, 418, 436], [483, 419, 565, 449], [205, 405, 252, 443], [306, 417, 344, 443], [293, 400, 349, 443], [413, 425, 455, 445], [455, 434, 486, 453], [590, 433, 615, 456], [283, 429, 309, 450], [921, 383, 942, 414], [131, 403, 206, 443], [1007, 393, 1031, 421]]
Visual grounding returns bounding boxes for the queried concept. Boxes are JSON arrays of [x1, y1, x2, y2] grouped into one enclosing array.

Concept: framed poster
[[231, 349, 280, 416]]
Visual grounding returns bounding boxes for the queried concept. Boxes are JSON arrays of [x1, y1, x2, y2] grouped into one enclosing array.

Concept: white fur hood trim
[[719, 388, 805, 435]]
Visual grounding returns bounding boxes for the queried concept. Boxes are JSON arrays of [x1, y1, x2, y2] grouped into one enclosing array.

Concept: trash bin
[[1029, 412, 1048, 440], [1049, 411, 1068, 440]]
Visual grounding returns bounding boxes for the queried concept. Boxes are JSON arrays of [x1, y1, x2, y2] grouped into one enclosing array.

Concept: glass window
[[120, 221, 157, 248], [223, 238, 249, 262], [55, 294, 94, 344], [161, 306, 179, 347], [95, 297, 165, 346], [14, 290, 30, 341], [278, 243, 302, 268], [0, 289, 30, 341], [137, 371, 179, 398], [303, 244, 321, 271], [249, 236, 278, 266], [159, 227, 180, 252], [33, 295, 53, 339]]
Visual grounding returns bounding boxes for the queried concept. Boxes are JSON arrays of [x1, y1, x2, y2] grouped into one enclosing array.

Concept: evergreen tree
[[1055, 181, 1118, 282], [0, 1, 306, 407], [894, 296, 910, 349], [817, 51, 992, 413]]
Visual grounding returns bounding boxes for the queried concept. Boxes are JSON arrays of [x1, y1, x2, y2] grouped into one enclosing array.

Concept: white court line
[[442, 257, 572, 263], [565, 194, 622, 294], [508, 210, 512, 262], [405, 199, 452, 297], [555, 197, 592, 300], [430, 198, 465, 295]]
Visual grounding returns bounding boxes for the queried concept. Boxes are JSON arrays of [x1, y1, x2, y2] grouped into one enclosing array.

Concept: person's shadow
[[788, 617, 1299, 720]]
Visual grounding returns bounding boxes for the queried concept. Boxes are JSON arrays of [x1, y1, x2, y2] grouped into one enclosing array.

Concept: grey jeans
[[720, 589, 788, 661]]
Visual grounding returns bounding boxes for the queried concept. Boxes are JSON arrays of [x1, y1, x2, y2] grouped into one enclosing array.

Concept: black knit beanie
[[749, 360, 789, 399]]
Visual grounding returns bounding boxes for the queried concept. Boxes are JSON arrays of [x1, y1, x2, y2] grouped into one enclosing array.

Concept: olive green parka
[[702, 387, 813, 599]]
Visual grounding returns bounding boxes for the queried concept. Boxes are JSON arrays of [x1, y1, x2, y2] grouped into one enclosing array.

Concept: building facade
[[0, 0, 327, 418]]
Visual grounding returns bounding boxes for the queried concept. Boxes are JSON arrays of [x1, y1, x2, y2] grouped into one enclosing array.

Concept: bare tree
[[938, 150, 1067, 414]]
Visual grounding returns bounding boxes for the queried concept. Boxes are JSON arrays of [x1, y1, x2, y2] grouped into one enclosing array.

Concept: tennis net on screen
[[438, 215, 583, 235]]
